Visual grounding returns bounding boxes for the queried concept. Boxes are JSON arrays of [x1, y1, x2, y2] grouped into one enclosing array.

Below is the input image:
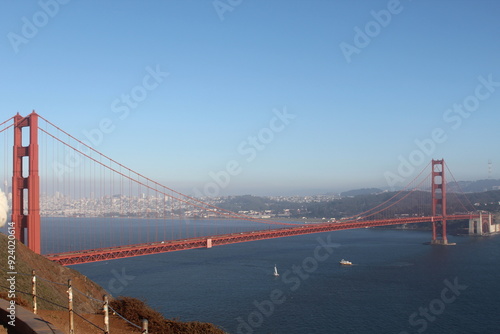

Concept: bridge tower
[[11, 112, 41, 254], [431, 159, 448, 245]]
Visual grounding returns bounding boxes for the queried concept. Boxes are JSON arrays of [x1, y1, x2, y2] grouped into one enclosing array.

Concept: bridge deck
[[45, 215, 476, 265]]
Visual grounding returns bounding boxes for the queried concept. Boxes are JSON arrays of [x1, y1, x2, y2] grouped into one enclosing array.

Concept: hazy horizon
[[1, 1, 499, 197]]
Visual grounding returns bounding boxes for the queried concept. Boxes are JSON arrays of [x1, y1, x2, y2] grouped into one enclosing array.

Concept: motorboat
[[339, 259, 352, 265]]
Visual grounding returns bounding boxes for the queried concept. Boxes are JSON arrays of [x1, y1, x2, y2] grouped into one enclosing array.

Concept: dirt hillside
[[0, 232, 226, 333]]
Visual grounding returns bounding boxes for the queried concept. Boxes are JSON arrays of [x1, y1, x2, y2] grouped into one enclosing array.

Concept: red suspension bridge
[[0, 112, 493, 265]]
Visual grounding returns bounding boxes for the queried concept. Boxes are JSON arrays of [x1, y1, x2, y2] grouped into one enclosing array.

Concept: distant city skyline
[[1, 0, 499, 196]]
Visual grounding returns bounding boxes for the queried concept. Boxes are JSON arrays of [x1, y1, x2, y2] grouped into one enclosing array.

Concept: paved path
[[0, 299, 65, 334]]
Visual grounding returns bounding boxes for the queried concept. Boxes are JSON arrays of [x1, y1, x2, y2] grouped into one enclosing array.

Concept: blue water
[[70, 228, 500, 334], [11, 217, 277, 254]]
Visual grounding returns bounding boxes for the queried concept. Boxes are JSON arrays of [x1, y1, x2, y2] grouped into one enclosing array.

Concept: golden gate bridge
[[0, 112, 493, 266]]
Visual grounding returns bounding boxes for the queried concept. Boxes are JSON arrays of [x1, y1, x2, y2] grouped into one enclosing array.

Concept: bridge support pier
[[469, 212, 498, 235]]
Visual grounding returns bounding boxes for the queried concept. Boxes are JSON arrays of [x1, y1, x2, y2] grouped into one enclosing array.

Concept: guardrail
[[0, 267, 148, 333]]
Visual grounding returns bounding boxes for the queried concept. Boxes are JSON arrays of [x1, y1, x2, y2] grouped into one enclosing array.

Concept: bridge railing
[[0, 267, 148, 333]]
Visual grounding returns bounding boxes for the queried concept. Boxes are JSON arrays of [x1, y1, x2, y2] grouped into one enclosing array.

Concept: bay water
[[66, 224, 500, 333]]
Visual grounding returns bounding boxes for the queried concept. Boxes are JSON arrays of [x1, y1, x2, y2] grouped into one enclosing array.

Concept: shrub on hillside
[[110, 296, 226, 334]]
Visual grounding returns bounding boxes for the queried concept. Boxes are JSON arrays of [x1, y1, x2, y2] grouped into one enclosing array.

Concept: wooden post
[[142, 319, 148, 334], [32, 270, 37, 314], [103, 295, 110, 334], [68, 279, 74, 334]]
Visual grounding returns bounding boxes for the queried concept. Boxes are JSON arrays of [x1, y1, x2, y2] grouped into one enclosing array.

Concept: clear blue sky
[[1, 0, 499, 196]]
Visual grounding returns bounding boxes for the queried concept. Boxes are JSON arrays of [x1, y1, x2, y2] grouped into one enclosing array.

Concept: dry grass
[[0, 233, 226, 333], [0, 233, 106, 314], [0, 291, 30, 308]]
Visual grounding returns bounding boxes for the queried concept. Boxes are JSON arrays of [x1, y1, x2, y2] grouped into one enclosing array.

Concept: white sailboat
[[273, 264, 279, 277]]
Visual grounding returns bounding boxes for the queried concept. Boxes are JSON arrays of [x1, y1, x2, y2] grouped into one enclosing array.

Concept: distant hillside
[[219, 194, 291, 213], [340, 188, 383, 197], [302, 190, 500, 219], [447, 179, 500, 193], [217, 189, 500, 220]]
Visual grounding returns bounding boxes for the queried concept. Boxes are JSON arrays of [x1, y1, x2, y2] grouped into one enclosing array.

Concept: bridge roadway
[[45, 214, 476, 265]]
